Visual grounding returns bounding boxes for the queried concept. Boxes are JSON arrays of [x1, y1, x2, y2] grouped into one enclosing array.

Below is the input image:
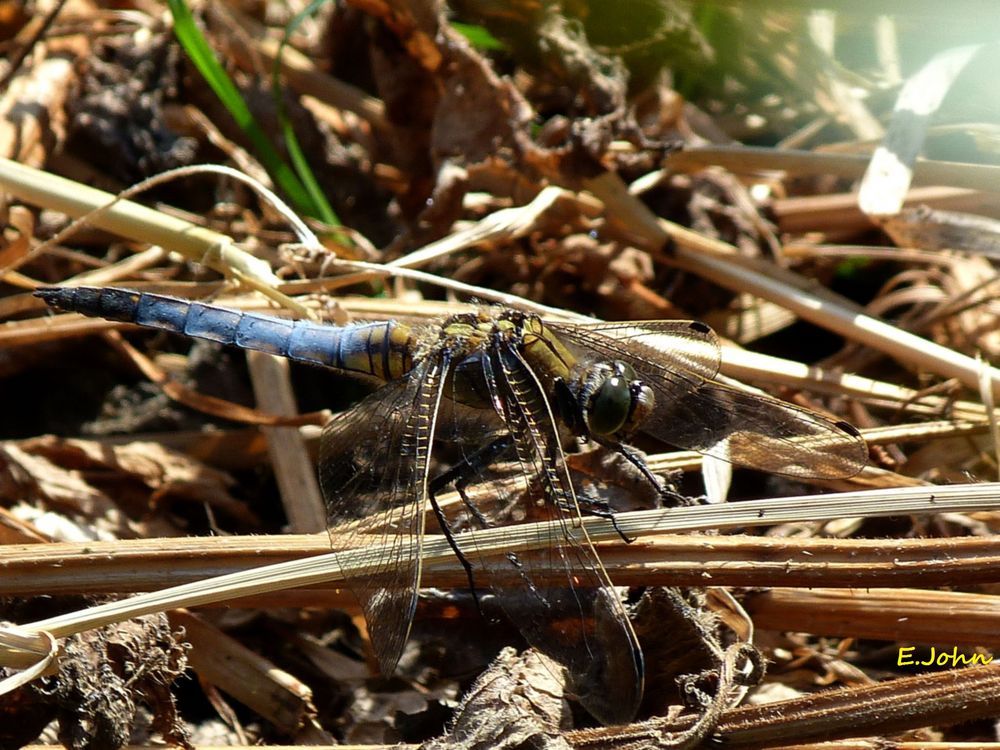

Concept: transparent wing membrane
[[552, 320, 866, 478], [642, 379, 866, 478], [318, 355, 448, 674], [550, 319, 722, 381]]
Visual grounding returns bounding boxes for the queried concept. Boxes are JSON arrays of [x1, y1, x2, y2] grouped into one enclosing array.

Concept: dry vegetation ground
[[2, 1, 1000, 748]]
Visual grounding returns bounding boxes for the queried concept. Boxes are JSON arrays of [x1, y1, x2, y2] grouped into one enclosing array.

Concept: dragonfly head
[[566, 360, 655, 441]]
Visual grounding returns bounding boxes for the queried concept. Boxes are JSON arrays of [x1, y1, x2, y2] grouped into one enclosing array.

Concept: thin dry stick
[[318, 185, 584, 292], [748, 587, 1000, 647], [667, 145, 1000, 193], [0, 159, 279, 288], [571, 662, 1000, 749], [775, 185, 988, 235], [247, 351, 327, 533], [4, 532, 1000, 596], [168, 610, 320, 735]]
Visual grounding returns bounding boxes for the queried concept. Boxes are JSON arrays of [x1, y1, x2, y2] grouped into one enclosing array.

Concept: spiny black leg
[[427, 487, 483, 617], [429, 435, 515, 527], [428, 435, 514, 497], [567, 485, 635, 543], [427, 435, 517, 621], [616, 443, 693, 507]]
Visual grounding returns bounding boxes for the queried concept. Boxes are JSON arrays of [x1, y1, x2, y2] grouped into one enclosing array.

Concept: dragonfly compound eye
[[587, 362, 635, 437]]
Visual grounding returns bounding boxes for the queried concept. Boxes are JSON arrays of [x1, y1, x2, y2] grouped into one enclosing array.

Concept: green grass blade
[[451, 22, 506, 51], [273, 0, 340, 228], [167, 0, 321, 218]]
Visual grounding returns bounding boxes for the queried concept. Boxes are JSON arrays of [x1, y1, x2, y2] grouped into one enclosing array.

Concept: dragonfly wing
[[318, 354, 449, 674], [641, 378, 867, 478], [551, 320, 866, 478], [549, 320, 722, 381], [462, 342, 643, 725]]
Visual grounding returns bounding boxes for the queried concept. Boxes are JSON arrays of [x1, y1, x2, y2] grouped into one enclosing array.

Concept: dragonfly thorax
[[563, 360, 655, 441]]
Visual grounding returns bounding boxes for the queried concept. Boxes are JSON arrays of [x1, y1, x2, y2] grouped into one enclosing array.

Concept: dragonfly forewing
[[644, 379, 867, 478], [552, 320, 867, 478], [549, 320, 722, 382]]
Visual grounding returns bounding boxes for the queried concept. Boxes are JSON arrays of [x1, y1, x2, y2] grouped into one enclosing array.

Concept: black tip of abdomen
[[35, 286, 141, 323]]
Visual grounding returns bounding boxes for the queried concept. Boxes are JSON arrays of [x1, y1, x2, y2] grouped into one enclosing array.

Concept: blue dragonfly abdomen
[[35, 287, 416, 381]]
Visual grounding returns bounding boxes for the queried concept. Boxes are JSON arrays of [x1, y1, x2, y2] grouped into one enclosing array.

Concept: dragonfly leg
[[425, 489, 480, 604], [428, 435, 517, 619], [565, 488, 635, 543], [430, 435, 516, 528], [615, 443, 694, 508]]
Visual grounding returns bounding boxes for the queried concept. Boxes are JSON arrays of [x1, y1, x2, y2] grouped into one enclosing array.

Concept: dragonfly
[[36, 285, 867, 725]]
